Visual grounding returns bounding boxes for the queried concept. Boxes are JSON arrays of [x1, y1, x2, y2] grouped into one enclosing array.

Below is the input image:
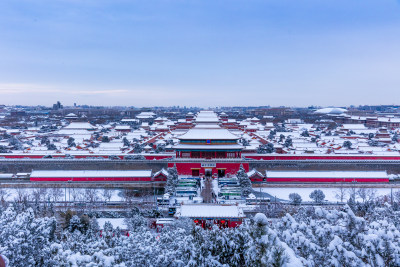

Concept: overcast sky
[[1, 0, 400, 107]]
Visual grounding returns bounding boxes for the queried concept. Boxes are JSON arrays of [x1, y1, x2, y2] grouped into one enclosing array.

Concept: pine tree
[[343, 140, 352, 149], [284, 137, 293, 148], [122, 137, 130, 147], [165, 165, 179, 195], [236, 165, 252, 197]]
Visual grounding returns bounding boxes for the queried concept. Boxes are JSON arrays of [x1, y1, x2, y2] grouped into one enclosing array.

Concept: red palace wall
[[266, 177, 389, 183], [193, 219, 243, 229], [144, 155, 172, 160], [30, 177, 153, 182], [0, 154, 173, 160], [245, 155, 400, 161], [3, 153, 400, 161], [249, 174, 265, 182], [168, 162, 249, 176]]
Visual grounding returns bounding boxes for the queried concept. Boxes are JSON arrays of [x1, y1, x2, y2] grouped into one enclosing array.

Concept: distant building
[[52, 101, 63, 110], [174, 204, 245, 228], [174, 111, 242, 159]]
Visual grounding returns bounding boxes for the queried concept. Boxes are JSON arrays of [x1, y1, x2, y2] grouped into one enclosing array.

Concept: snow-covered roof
[[315, 107, 347, 114], [341, 124, 367, 130], [154, 168, 168, 177], [377, 117, 400, 123], [173, 144, 243, 150], [176, 205, 245, 218], [195, 111, 220, 123], [63, 122, 96, 130], [136, 112, 156, 119], [178, 125, 239, 140], [31, 170, 152, 178], [266, 170, 388, 179], [115, 125, 131, 130], [247, 168, 264, 177], [121, 119, 139, 122]]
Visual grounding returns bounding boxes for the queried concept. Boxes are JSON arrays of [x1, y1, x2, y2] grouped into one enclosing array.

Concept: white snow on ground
[[0, 188, 124, 202], [172, 196, 203, 205], [97, 218, 128, 230], [260, 187, 395, 202]]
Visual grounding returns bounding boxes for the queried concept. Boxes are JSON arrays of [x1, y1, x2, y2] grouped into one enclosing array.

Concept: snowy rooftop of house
[[195, 111, 220, 123], [136, 112, 156, 118], [97, 218, 128, 230], [377, 117, 400, 123], [178, 124, 239, 140], [154, 168, 168, 177], [341, 124, 367, 130], [121, 119, 139, 122], [247, 169, 264, 177], [30, 170, 152, 178], [65, 113, 78, 118], [63, 122, 96, 130], [315, 107, 347, 114], [266, 170, 388, 178], [174, 144, 243, 150], [175, 205, 245, 218], [195, 116, 220, 123], [115, 125, 131, 130]]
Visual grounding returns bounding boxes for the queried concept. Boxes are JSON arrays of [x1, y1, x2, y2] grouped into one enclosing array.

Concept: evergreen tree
[[67, 137, 76, 147], [301, 130, 310, 137], [47, 143, 57, 150], [284, 137, 293, 148], [393, 132, 399, 143], [122, 137, 130, 147], [236, 165, 252, 197], [343, 140, 352, 149], [268, 130, 276, 140], [165, 165, 179, 195], [247, 213, 289, 267]]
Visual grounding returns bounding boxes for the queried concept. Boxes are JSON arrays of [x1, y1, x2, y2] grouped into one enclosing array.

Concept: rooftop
[[175, 204, 245, 218], [178, 125, 240, 140]]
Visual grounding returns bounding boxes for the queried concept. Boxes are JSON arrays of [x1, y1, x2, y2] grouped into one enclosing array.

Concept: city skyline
[[1, 0, 400, 107]]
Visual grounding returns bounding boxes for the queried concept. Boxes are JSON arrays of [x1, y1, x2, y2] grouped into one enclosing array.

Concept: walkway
[[201, 177, 213, 203]]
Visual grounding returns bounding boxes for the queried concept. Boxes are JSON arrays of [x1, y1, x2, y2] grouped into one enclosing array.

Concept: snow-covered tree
[[246, 213, 290, 266], [67, 137, 76, 147], [284, 137, 293, 148], [0, 207, 57, 266], [165, 165, 179, 195], [309, 189, 325, 203], [102, 188, 113, 202], [393, 132, 399, 143], [257, 143, 275, 154], [236, 165, 252, 197], [268, 130, 276, 140], [122, 137, 130, 147], [300, 130, 309, 137], [343, 140, 352, 149], [289, 193, 302, 205]]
